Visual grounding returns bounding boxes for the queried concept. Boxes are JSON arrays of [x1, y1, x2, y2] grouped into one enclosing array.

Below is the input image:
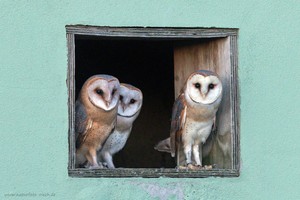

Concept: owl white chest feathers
[[101, 127, 132, 155], [182, 103, 218, 145], [99, 115, 136, 168], [183, 118, 214, 144], [102, 114, 134, 151]]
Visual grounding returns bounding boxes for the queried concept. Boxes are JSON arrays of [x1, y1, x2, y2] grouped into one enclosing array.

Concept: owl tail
[[154, 138, 171, 154]]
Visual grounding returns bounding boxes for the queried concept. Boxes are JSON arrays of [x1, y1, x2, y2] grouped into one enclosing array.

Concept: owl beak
[[104, 93, 112, 107], [105, 100, 111, 107], [122, 104, 127, 112], [201, 88, 208, 98]]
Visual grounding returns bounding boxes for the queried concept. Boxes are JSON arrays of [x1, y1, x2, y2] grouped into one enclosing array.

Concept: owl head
[[117, 83, 143, 119], [185, 70, 222, 105], [81, 74, 120, 111]]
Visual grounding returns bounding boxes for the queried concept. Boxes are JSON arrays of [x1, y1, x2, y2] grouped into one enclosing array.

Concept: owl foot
[[88, 165, 103, 169], [85, 162, 104, 169], [177, 165, 188, 170], [99, 162, 109, 169], [202, 164, 217, 169], [203, 165, 212, 170], [177, 163, 216, 170], [188, 163, 202, 170], [177, 163, 201, 170]]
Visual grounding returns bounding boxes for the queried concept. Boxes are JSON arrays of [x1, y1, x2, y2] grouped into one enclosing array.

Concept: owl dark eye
[[112, 88, 117, 95], [130, 99, 136, 104], [209, 84, 215, 89], [96, 89, 103, 95], [195, 83, 201, 89], [119, 95, 123, 101]]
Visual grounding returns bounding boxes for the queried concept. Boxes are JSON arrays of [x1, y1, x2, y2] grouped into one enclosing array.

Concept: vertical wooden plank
[[173, 38, 232, 168], [67, 33, 76, 170], [230, 35, 240, 171], [209, 38, 232, 169]]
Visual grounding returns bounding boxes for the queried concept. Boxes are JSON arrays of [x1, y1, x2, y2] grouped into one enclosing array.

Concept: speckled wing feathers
[[170, 93, 187, 157], [75, 100, 91, 148]]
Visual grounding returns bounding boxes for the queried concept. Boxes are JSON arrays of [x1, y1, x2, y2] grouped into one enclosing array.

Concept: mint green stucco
[[1, 1, 300, 199]]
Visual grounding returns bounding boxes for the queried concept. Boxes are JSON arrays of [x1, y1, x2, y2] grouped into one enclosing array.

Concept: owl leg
[[193, 141, 202, 167], [183, 143, 192, 165], [101, 151, 115, 169], [75, 149, 87, 167], [86, 148, 101, 169]]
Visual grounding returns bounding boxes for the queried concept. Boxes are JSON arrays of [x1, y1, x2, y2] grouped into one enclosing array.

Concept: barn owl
[[99, 83, 143, 168], [170, 70, 222, 169], [75, 74, 120, 169]]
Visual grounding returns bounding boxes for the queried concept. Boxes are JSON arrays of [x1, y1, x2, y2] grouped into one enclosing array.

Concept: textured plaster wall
[[0, 0, 300, 199]]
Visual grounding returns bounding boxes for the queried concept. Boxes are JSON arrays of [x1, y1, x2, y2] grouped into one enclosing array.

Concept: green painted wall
[[1, 0, 299, 199]]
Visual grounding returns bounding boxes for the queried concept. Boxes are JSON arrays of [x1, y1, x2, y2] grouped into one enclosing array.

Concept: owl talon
[[85, 162, 104, 169], [101, 162, 108, 168], [177, 165, 188, 170], [187, 163, 193, 167], [97, 161, 108, 168], [88, 165, 103, 169], [203, 165, 213, 170], [188, 164, 202, 170], [178, 163, 201, 170]]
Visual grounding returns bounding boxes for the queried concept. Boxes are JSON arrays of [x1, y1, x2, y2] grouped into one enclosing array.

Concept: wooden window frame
[[66, 25, 240, 178]]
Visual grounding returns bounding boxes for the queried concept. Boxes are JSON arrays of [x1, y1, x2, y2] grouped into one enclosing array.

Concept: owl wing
[[170, 93, 187, 157], [75, 100, 92, 148], [154, 137, 171, 153]]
